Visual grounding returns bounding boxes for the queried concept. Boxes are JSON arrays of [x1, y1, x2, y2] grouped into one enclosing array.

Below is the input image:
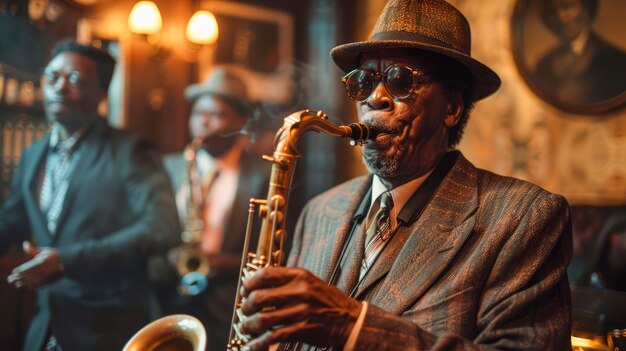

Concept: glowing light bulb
[[128, 1, 162, 35], [186, 10, 219, 45]]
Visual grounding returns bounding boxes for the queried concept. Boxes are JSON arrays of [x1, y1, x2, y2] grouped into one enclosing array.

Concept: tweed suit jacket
[[286, 151, 572, 350], [0, 118, 180, 351]]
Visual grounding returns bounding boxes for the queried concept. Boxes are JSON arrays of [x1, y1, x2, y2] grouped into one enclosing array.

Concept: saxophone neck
[[274, 109, 377, 156]]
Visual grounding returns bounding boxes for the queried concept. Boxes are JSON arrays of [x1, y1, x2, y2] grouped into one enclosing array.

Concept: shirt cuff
[[343, 301, 368, 351]]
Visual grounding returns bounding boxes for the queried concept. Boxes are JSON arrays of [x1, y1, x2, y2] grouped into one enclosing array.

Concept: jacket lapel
[[23, 136, 52, 243], [317, 175, 372, 283], [356, 153, 479, 315]]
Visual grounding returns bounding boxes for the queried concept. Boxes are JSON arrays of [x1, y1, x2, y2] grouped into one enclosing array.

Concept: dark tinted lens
[[385, 65, 414, 98], [344, 70, 376, 101]]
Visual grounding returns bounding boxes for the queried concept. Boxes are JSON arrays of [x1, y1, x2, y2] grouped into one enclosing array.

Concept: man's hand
[[238, 267, 362, 351], [6, 242, 64, 289]]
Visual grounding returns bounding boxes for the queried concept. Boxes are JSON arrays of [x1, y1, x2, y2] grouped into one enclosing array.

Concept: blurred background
[[1, 0, 625, 350]]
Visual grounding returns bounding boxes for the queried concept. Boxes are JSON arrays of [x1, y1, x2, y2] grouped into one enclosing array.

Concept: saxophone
[[176, 136, 211, 296], [227, 109, 375, 350]]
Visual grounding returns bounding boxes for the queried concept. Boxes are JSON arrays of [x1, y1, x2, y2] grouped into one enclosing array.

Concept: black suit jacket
[[0, 118, 180, 351]]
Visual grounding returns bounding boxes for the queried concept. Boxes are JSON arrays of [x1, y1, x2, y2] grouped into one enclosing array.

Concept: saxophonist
[[156, 67, 271, 351], [236, 0, 572, 350]]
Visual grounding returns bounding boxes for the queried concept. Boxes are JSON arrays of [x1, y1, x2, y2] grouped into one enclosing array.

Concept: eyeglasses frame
[[341, 63, 431, 102]]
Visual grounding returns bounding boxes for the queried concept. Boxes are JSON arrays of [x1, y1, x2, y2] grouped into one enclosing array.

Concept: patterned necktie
[[39, 138, 78, 234], [361, 191, 394, 278]]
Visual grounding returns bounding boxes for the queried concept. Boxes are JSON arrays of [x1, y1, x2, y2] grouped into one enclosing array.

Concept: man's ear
[[444, 91, 463, 128]]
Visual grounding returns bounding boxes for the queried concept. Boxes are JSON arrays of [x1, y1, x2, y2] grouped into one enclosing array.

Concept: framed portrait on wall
[[511, 0, 626, 115], [201, 1, 294, 104]]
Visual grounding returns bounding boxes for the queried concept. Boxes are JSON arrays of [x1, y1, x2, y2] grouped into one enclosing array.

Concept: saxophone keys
[[272, 249, 283, 264], [274, 229, 286, 243], [269, 210, 284, 224], [262, 155, 288, 169], [269, 194, 286, 210], [258, 205, 267, 217]]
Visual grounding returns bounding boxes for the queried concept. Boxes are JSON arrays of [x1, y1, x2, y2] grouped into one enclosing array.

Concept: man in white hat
[[236, 0, 572, 350], [158, 67, 271, 351]]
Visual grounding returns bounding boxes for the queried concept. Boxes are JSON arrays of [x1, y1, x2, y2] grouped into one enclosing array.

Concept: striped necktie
[[39, 136, 80, 234], [361, 191, 394, 278]]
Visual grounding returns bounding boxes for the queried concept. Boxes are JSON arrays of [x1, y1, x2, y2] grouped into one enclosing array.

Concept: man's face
[[188, 94, 247, 157], [42, 52, 104, 129], [356, 50, 460, 185], [553, 0, 589, 41]]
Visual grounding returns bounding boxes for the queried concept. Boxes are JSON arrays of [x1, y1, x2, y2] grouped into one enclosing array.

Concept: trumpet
[[227, 110, 376, 350]]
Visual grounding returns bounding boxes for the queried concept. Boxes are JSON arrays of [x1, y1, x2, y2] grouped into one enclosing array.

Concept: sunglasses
[[341, 64, 430, 102]]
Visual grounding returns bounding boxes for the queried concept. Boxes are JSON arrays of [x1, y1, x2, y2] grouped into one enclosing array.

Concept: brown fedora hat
[[331, 0, 500, 101]]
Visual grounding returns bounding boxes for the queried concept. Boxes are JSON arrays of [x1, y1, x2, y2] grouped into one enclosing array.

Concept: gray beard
[[361, 151, 400, 178]]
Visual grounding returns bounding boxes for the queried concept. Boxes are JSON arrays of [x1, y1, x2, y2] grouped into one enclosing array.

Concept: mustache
[[363, 121, 401, 135]]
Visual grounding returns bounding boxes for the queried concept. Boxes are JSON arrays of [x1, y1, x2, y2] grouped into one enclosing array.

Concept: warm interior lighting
[[128, 1, 163, 35], [186, 10, 219, 45], [571, 335, 609, 351]]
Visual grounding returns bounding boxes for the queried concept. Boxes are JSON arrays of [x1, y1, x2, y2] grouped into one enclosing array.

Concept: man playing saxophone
[[158, 67, 271, 351], [236, 0, 572, 350]]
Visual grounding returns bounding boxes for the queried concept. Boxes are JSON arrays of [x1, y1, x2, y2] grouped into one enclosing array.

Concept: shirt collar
[[570, 26, 591, 56], [49, 124, 89, 153], [370, 169, 434, 229]]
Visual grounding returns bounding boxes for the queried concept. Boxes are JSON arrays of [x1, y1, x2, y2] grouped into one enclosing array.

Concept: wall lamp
[[128, 1, 219, 46]]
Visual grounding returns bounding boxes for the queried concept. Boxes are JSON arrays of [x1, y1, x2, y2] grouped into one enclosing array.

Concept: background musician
[[156, 67, 271, 350], [0, 40, 179, 351], [236, 0, 573, 350]]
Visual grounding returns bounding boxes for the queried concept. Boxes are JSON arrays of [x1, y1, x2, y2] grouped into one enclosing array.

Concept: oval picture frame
[[511, 0, 626, 115]]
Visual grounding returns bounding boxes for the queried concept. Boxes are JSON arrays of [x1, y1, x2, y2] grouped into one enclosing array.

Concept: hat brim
[[184, 84, 241, 103], [184, 84, 251, 116], [331, 40, 501, 101]]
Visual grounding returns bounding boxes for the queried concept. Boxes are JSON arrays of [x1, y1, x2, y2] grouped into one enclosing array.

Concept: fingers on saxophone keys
[[233, 322, 251, 342], [240, 303, 306, 336], [240, 267, 256, 297], [240, 331, 273, 351], [243, 267, 256, 279], [236, 308, 247, 324], [241, 290, 261, 315], [239, 308, 276, 337]]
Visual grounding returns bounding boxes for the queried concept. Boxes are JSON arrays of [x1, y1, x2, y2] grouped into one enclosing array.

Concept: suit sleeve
[[0, 152, 32, 253], [56, 138, 180, 273], [352, 193, 573, 350]]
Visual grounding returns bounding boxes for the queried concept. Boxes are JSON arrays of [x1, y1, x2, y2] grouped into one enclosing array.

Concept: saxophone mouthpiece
[[346, 123, 379, 145]]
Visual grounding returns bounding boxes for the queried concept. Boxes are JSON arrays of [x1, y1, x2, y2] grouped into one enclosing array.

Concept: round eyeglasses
[[341, 64, 430, 102], [42, 69, 92, 89]]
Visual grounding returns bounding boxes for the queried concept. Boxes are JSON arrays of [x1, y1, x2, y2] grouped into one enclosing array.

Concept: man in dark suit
[[0, 41, 179, 350], [158, 67, 271, 350], [236, 0, 573, 350]]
